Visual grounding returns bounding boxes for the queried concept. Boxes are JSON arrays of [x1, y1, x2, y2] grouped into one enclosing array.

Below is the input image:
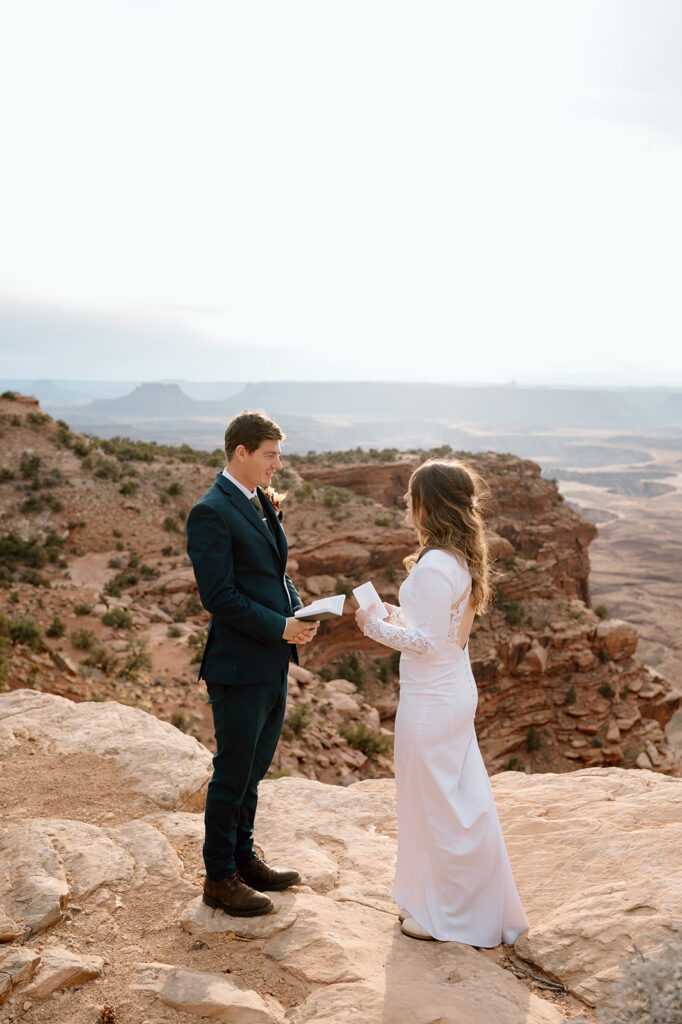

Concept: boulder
[[595, 620, 638, 661]]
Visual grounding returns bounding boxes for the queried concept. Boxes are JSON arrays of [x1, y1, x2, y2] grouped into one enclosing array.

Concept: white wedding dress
[[363, 548, 529, 946]]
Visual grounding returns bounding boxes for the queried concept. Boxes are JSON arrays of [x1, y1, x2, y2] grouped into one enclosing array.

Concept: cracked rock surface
[[1, 690, 680, 1023]]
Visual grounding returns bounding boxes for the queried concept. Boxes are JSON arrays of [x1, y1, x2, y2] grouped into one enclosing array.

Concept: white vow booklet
[[352, 581, 389, 620], [294, 594, 346, 621]]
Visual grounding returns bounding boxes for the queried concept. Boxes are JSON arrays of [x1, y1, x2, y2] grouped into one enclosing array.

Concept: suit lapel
[[215, 474, 281, 559], [258, 487, 287, 565]]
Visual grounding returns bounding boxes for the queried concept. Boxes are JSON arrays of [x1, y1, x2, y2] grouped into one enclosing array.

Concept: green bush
[[599, 681, 616, 699], [593, 604, 609, 620], [167, 481, 184, 496], [102, 607, 133, 630], [73, 602, 92, 616], [81, 643, 118, 674], [337, 652, 365, 688], [8, 616, 43, 649], [120, 638, 152, 679], [71, 627, 97, 650], [168, 625, 182, 638], [338, 722, 390, 757], [162, 516, 179, 533], [507, 757, 525, 772], [525, 726, 542, 752], [564, 684, 577, 705], [374, 515, 392, 527], [284, 702, 310, 736], [119, 480, 138, 496], [46, 615, 66, 638]]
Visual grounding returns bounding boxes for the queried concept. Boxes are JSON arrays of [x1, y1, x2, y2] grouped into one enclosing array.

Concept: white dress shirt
[[222, 467, 257, 500]]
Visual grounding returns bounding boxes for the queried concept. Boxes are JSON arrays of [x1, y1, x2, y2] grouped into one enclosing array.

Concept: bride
[[354, 459, 529, 945]]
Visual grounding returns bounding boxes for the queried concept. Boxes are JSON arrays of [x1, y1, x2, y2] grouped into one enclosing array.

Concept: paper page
[[352, 581, 388, 620], [294, 594, 346, 620]]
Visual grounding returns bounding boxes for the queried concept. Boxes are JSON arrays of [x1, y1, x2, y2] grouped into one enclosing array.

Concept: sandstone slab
[[0, 946, 40, 1004], [493, 766, 682, 1007], [0, 690, 211, 810], [21, 946, 104, 1000], [180, 894, 297, 940], [132, 962, 285, 1023]]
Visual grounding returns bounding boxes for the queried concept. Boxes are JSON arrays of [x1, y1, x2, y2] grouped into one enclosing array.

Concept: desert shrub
[[102, 607, 133, 630], [162, 516, 179, 533], [167, 481, 183, 496], [374, 514, 392, 527], [501, 598, 524, 626], [599, 681, 616, 699], [8, 616, 43, 649], [73, 602, 92, 616], [337, 652, 364, 688], [119, 480, 138, 496], [187, 629, 207, 663], [0, 468, 15, 483], [161, 544, 173, 557], [168, 625, 182, 638], [1, 390, 18, 400], [390, 650, 400, 676], [599, 650, 613, 664], [81, 644, 119, 674], [594, 604, 610, 620], [185, 594, 202, 616], [525, 726, 542, 752], [22, 567, 50, 587], [564, 684, 577, 705], [27, 410, 50, 427], [20, 454, 41, 480], [322, 484, 352, 508], [375, 658, 390, 684], [581, 936, 682, 1024], [507, 757, 525, 771], [92, 458, 121, 481], [120, 637, 152, 679], [46, 615, 66, 638], [590, 737, 603, 748], [284, 702, 310, 736], [71, 627, 97, 650], [170, 712, 188, 732], [20, 493, 63, 514], [338, 722, 390, 757]]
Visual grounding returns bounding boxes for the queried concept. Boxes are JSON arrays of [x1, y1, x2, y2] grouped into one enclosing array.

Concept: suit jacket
[[186, 472, 301, 685]]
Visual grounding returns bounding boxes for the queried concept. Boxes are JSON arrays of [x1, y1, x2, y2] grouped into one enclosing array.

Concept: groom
[[186, 410, 317, 917]]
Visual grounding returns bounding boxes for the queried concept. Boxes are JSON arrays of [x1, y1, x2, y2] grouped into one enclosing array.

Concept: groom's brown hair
[[224, 410, 285, 460]]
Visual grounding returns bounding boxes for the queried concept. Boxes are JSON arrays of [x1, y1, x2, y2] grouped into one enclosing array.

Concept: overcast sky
[[1, 0, 681, 384]]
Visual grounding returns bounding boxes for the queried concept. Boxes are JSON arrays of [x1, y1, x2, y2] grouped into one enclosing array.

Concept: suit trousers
[[203, 673, 287, 880]]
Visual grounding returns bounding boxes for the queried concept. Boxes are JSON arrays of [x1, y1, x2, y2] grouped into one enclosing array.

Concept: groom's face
[[232, 440, 282, 492]]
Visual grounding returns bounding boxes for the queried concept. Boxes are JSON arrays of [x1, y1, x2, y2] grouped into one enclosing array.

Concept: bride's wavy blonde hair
[[404, 459, 494, 613]]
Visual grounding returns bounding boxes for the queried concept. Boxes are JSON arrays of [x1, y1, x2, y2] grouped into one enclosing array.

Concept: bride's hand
[[354, 603, 377, 631]]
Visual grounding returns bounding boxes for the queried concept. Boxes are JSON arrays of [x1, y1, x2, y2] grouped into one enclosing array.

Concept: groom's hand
[[283, 617, 319, 644]]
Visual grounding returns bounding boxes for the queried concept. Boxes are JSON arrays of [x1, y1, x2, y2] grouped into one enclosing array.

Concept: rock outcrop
[[1, 692, 681, 1024]]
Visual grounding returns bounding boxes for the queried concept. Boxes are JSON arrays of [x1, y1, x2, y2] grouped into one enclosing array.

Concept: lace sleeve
[[363, 614, 433, 656], [362, 559, 458, 657]]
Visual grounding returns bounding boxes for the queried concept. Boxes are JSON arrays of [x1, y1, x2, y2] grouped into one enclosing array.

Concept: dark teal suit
[[186, 472, 301, 878]]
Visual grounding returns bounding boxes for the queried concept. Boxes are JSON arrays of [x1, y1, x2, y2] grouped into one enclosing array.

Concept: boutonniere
[[263, 486, 286, 518]]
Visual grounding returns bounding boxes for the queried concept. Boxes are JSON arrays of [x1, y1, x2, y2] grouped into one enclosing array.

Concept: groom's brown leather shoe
[[237, 855, 301, 892], [203, 873, 274, 917]]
